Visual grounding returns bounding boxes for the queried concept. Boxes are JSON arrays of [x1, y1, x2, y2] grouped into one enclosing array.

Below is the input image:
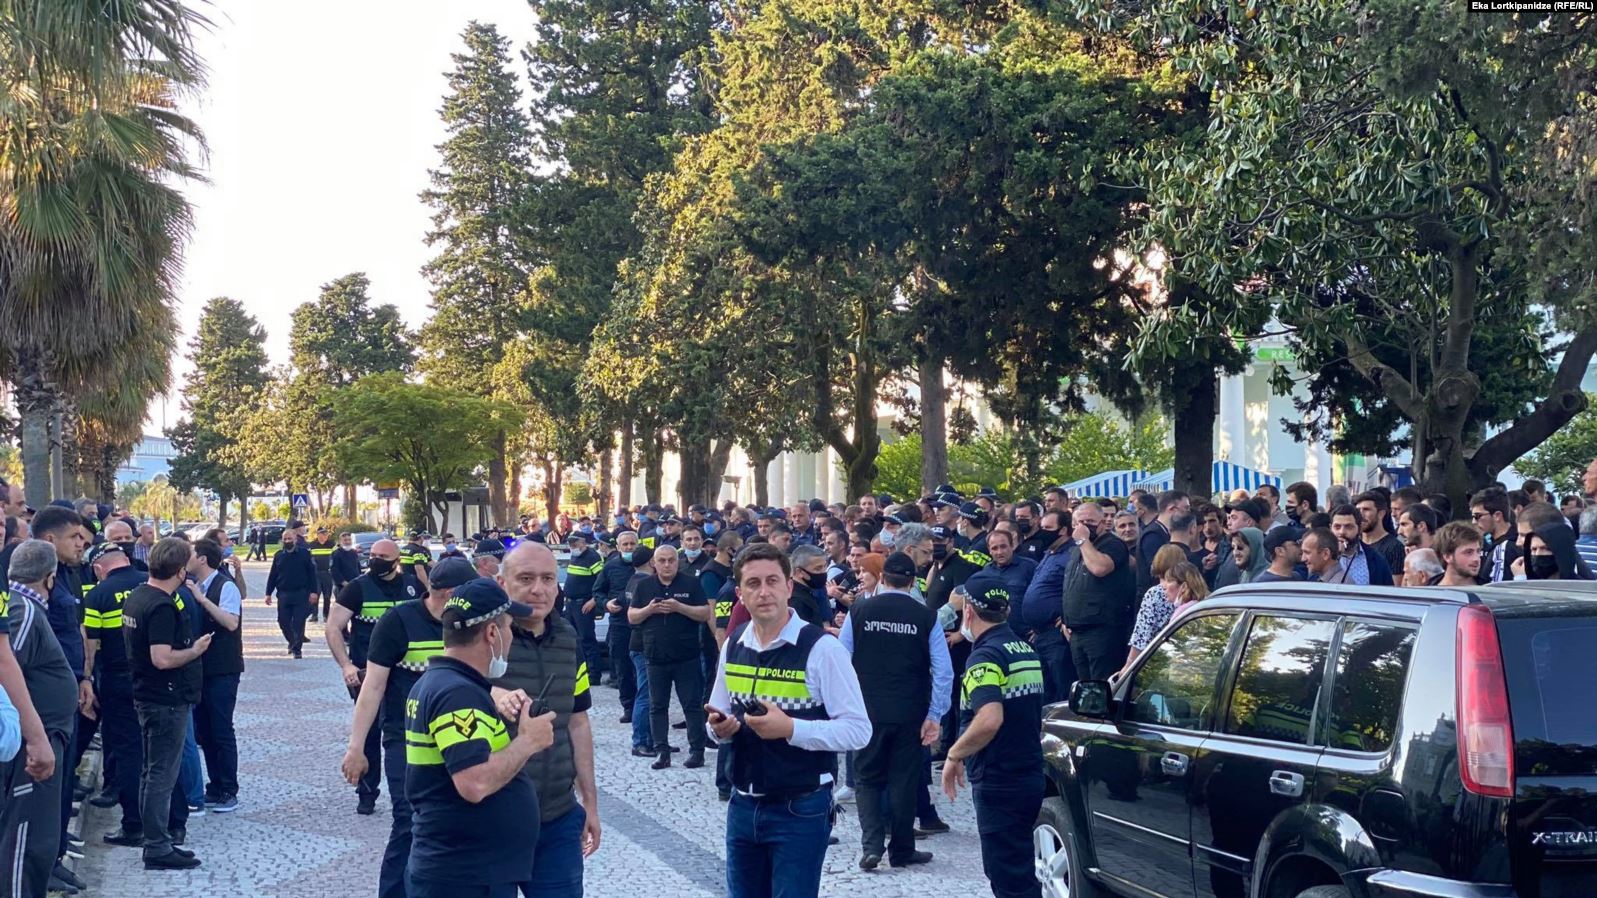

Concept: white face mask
[[880, 530, 896, 548], [683, 548, 702, 561], [487, 625, 509, 680]]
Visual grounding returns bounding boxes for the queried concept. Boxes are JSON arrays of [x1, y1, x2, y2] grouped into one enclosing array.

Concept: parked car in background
[[243, 523, 285, 548], [1036, 580, 1597, 898]]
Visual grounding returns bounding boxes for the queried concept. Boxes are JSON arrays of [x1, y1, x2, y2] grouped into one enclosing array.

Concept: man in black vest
[[840, 551, 952, 870], [492, 543, 601, 898], [706, 542, 872, 898], [82, 541, 147, 845], [188, 539, 244, 813], [307, 526, 337, 622]]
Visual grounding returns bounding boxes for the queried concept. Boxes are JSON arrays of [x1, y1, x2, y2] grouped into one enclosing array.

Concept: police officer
[[307, 526, 338, 622], [956, 502, 992, 567], [263, 527, 319, 658], [341, 556, 469, 898], [331, 531, 362, 597], [492, 544, 601, 897], [562, 531, 604, 690], [840, 551, 952, 870], [82, 542, 148, 846], [403, 577, 554, 898], [706, 542, 872, 898], [940, 571, 1045, 898], [399, 530, 433, 589], [597, 531, 639, 719], [326, 539, 422, 815]]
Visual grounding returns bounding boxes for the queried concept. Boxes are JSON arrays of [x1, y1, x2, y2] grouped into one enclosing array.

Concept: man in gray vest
[[492, 543, 601, 898]]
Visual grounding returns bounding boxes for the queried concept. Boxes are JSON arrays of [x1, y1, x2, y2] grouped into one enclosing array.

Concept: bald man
[[325, 539, 423, 815], [492, 544, 602, 894]]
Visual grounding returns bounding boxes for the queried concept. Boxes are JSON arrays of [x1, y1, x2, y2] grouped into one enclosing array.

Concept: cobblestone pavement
[[78, 563, 994, 897]]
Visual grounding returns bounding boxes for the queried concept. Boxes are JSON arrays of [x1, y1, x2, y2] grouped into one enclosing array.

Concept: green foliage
[[227, 371, 343, 499], [1044, 412, 1173, 488], [400, 494, 426, 534], [562, 482, 593, 507], [869, 434, 925, 502], [1517, 394, 1597, 497], [290, 273, 414, 385], [166, 297, 269, 513]]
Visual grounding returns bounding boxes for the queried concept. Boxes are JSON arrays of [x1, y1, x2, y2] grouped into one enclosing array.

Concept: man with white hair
[[0, 540, 82, 891], [1402, 548, 1445, 587]]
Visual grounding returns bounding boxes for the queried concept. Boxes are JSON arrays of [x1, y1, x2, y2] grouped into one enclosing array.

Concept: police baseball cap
[[473, 539, 505, 560], [876, 494, 896, 506], [977, 486, 999, 499], [567, 531, 591, 544], [882, 551, 918, 581], [759, 508, 787, 521], [1225, 498, 1270, 524], [430, 556, 477, 590], [961, 570, 1012, 614], [441, 578, 531, 629], [935, 483, 959, 497], [631, 545, 654, 567], [86, 542, 125, 565], [1262, 527, 1299, 555], [958, 501, 989, 524], [409, 529, 426, 540], [689, 504, 707, 514], [929, 524, 954, 541]]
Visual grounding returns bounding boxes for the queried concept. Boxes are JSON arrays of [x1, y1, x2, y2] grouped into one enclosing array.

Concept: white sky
[[156, 0, 538, 430]]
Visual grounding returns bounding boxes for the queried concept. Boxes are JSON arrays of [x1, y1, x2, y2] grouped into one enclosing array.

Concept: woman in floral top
[[1119, 558, 1211, 679]]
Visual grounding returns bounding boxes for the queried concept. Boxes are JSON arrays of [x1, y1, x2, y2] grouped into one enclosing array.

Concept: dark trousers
[[351, 682, 382, 800], [973, 779, 1045, 898], [565, 602, 603, 682], [607, 623, 635, 709], [317, 572, 334, 618], [276, 593, 312, 653], [134, 701, 190, 859], [855, 718, 922, 862], [407, 882, 520, 898], [725, 787, 834, 898], [61, 714, 89, 858], [647, 657, 705, 754], [195, 674, 240, 800], [0, 729, 66, 898], [524, 804, 584, 898], [1032, 627, 1078, 704], [378, 732, 412, 898], [97, 676, 144, 830], [1068, 625, 1126, 681]]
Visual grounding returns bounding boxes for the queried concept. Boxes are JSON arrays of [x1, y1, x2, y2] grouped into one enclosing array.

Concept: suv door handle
[[1160, 752, 1189, 776], [1269, 770, 1305, 798]]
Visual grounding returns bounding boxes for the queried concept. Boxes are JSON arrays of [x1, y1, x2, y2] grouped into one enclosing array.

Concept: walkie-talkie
[[527, 674, 556, 718]]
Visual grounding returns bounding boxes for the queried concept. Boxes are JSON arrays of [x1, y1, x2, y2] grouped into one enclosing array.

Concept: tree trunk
[[14, 348, 56, 508], [708, 439, 733, 507], [218, 494, 231, 529], [50, 408, 65, 498], [344, 482, 356, 521], [642, 428, 663, 505], [487, 432, 509, 526], [1172, 364, 1218, 498], [749, 441, 779, 508], [677, 437, 706, 509], [239, 500, 251, 543], [597, 448, 613, 520], [543, 459, 562, 524], [919, 354, 947, 494], [618, 419, 634, 509], [508, 460, 523, 524]]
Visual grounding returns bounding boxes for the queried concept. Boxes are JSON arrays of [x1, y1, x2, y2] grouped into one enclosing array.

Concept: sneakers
[[683, 752, 705, 769], [718, 789, 731, 802], [356, 795, 376, 816], [210, 795, 239, 813], [46, 874, 79, 894], [144, 851, 202, 870], [103, 828, 145, 847], [859, 853, 882, 871], [619, 712, 632, 724], [833, 786, 855, 804], [651, 752, 672, 770], [893, 850, 934, 867], [187, 801, 206, 815], [64, 836, 84, 859], [52, 863, 86, 891]]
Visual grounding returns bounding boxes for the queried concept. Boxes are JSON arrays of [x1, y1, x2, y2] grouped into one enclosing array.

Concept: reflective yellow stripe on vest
[[404, 730, 444, 765], [575, 662, 590, 695], [722, 662, 811, 701], [398, 640, 445, 671], [430, 709, 508, 752], [356, 601, 398, 622]]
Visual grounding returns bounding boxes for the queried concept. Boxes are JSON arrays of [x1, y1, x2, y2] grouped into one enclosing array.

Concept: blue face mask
[[445, 542, 456, 551], [704, 522, 718, 536], [683, 548, 702, 561], [621, 551, 634, 563], [222, 545, 234, 558]]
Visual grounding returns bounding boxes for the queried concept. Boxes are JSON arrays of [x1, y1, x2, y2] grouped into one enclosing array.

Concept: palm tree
[[71, 315, 176, 501], [0, 0, 208, 506]]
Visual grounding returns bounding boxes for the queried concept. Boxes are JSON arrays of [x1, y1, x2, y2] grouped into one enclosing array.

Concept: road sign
[[377, 488, 399, 500], [291, 493, 309, 512]]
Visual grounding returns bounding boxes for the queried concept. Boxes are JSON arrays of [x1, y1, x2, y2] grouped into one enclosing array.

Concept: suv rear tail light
[[1456, 604, 1514, 798]]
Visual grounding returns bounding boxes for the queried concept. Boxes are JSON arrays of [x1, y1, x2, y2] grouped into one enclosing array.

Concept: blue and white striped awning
[[1058, 470, 1148, 499], [1133, 462, 1281, 495]]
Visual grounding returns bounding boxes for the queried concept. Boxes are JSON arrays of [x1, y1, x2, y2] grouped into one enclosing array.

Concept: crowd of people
[[1, 459, 1595, 898]]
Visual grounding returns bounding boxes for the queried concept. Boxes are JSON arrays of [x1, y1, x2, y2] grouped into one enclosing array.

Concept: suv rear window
[[1326, 621, 1415, 753], [1497, 617, 1597, 775], [1224, 615, 1336, 744]]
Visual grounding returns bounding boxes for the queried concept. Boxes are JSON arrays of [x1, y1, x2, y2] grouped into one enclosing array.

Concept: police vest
[[351, 573, 422, 666], [846, 591, 934, 725], [308, 541, 336, 571], [724, 621, 832, 800], [201, 569, 245, 678], [380, 601, 446, 736], [400, 543, 432, 574]]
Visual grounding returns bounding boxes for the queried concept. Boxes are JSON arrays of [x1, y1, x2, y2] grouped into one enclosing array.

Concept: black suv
[[1037, 581, 1596, 898]]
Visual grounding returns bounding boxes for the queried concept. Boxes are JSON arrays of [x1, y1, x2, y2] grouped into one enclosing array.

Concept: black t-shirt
[[960, 622, 1044, 785], [405, 657, 538, 885], [1062, 534, 1135, 631], [630, 574, 708, 663], [1367, 532, 1406, 576], [84, 566, 147, 677], [368, 600, 445, 736], [123, 583, 203, 705]]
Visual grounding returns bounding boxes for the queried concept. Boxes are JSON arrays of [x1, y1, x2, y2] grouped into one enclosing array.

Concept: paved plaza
[[77, 563, 992, 898]]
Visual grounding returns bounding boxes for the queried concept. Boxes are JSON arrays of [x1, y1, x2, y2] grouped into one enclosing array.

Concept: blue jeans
[[629, 651, 651, 749], [524, 805, 585, 898], [379, 731, 412, 898], [180, 713, 205, 807], [726, 786, 833, 898]]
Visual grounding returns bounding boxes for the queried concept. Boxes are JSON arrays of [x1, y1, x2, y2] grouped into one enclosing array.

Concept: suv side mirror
[[1070, 680, 1112, 719]]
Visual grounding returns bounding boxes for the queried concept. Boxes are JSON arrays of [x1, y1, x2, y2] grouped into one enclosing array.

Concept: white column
[[827, 447, 845, 504], [768, 455, 785, 508], [784, 451, 802, 508], [1217, 371, 1247, 462], [1306, 439, 1333, 496]]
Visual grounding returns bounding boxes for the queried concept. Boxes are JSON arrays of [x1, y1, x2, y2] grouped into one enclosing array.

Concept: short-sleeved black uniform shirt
[[84, 566, 147, 677], [404, 656, 538, 886], [959, 621, 1045, 785], [630, 574, 708, 663], [123, 583, 203, 705], [366, 599, 445, 737]]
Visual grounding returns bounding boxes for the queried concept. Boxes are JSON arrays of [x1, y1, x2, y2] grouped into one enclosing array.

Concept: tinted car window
[[1498, 617, 1597, 775], [1224, 615, 1335, 744], [1126, 612, 1240, 730], [1326, 621, 1415, 752]]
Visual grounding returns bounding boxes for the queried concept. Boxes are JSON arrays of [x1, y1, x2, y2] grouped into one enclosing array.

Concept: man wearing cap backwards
[[403, 577, 555, 898], [490, 543, 601, 898], [307, 526, 338, 623], [706, 542, 872, 898], [839, 551, 952, 871], [341, 555, 470, 898], [562, 530, 605, 691], [326, 539, 423, 816], [941, 572, 1046, 898], [399, 530, 434, 589]]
